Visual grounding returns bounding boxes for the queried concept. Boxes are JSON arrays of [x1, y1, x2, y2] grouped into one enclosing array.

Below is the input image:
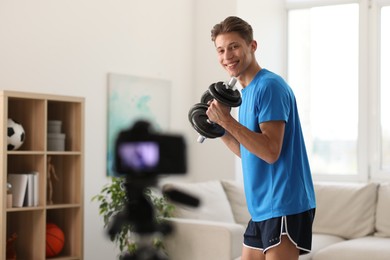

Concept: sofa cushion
[[312, 236, 390, 260], [221, 180, 251, 226], [375, 183, 390, 237], [299, 233, 345, 260], [313, 182, 378, 239], [162, 180, 236, 223], [165, 218, 245, 260]]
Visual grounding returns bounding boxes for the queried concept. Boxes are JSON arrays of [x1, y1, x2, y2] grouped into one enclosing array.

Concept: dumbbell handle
[[197, 135, 206, 143], [196, 77, 237, 143], [226, 77, 237, 89]]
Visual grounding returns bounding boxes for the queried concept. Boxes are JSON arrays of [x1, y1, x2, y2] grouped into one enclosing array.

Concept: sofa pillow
[[313, 182, 378, 239], [162, 180, 236, 223], [221, 179, 251, 226], [375, 183, 390, 237], [313, 236, 390, 260]]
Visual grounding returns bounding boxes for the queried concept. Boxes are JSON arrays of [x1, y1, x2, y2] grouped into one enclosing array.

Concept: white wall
[[0, 0, 286, 259], [0, 1, 196, 259]]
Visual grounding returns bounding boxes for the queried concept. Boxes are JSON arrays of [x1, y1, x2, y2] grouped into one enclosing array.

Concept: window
[[288, 0, 390, 181], [288, 4, 359, 175]]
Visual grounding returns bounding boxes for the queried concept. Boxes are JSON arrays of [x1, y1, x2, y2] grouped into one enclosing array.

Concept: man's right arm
[[221, 131, 241, 158]]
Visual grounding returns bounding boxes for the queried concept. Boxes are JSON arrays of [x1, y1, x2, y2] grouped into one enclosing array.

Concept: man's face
[[215, 32, 255, 78]]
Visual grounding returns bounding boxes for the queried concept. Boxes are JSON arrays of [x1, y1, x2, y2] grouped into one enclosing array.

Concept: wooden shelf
[[0, 90, 84, 260]]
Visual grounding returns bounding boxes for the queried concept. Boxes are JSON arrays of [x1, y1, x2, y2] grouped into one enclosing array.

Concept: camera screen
[[118, 142, 160, 172]]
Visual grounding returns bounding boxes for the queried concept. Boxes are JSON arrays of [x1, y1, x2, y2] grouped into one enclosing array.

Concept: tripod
[[108, 176, 199, 260]]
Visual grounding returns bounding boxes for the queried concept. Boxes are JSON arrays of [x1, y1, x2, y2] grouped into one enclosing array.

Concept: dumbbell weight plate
[[188, 103, 225, 138], [209, 81, 242, 107], [200, 90, 213, 104]]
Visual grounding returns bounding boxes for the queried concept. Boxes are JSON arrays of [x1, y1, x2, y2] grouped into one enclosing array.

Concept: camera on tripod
[[109, 120, 198, 260], [114, 120, 187, 178]]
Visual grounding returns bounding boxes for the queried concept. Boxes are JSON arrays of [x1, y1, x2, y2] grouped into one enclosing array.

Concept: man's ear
[[251, 40, 258, 52]]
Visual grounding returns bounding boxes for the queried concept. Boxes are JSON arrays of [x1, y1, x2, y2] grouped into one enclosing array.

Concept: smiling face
[[215, 32, 258, 83]]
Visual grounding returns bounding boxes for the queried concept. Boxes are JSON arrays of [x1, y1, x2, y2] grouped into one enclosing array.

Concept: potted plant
[[92, 176, 175, 259]]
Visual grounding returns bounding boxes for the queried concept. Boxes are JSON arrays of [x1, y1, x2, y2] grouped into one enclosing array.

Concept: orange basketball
[[46, 223, 65, 257]]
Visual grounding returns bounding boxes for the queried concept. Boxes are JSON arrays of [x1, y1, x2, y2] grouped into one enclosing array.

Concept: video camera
[[109, 120, 198, 260], [113, 120, 187, 177]]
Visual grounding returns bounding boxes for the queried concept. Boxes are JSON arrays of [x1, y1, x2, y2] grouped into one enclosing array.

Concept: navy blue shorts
[[243, 209, 315, 255]]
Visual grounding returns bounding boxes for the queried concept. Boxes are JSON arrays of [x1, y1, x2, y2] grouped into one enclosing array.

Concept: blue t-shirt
[[239, 69, 316, 222]]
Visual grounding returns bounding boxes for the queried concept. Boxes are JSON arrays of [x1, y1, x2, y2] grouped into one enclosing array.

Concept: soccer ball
[[7, 118, 25, 150]]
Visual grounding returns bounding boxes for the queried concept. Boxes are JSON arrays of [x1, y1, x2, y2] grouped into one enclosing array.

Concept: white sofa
[[162, 180, 390, 260]]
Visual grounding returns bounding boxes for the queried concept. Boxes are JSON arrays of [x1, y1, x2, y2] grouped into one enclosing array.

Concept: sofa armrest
[[164, 218, 245, 260]]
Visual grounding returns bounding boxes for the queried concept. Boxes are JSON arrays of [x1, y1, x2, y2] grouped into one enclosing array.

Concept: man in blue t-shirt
[[207, 16, 316, 260]]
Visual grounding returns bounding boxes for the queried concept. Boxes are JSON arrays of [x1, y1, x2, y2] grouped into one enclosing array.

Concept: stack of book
[[7, 172, 39, 207]]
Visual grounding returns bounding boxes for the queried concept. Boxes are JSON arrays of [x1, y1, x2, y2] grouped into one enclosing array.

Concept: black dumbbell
[[188, 78, 241, 143]]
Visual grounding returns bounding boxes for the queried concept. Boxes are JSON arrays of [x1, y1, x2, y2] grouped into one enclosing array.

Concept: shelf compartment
[[7, 210, 45, 259], [7, 97, 45, 151], [47, 101, 83, 152], [46, 155, 82, 205], [46, 207, 83, 259], [7, 154, 45, 208]]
